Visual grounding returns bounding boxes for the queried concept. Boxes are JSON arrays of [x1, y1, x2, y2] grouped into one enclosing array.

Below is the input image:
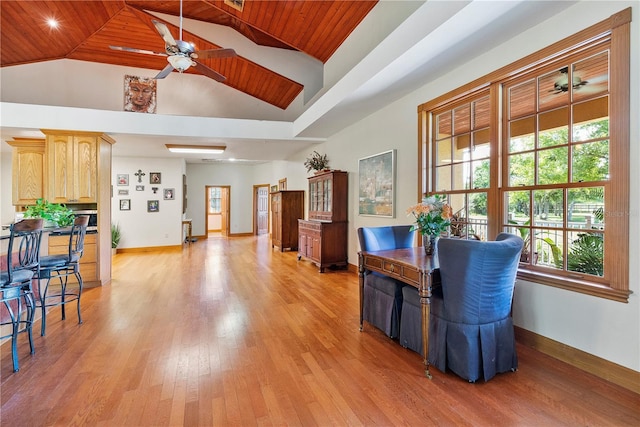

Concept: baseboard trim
[[116, 245, 182, 253], [515, 327, 640, 395]]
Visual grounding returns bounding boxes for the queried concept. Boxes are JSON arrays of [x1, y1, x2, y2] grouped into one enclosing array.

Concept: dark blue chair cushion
[[39, 254, 75, 269], [1, 269, 34, 287]]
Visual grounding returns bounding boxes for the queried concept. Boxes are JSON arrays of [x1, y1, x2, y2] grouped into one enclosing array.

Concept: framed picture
[[120, 199, 131, 211], [135, 185, 144, 191], [150, 172, 161, 184], [358, 149, 396, 217], [182, 174, 187, 214], [117, 174, 129, 186], [124, 75, 156, 114], [147, 200, 159, 212], [118, 189, 129, 196], [163, 188, 175, 200]]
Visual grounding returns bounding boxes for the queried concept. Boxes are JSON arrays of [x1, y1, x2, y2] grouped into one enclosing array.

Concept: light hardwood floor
[[2, 234, 639, 426]]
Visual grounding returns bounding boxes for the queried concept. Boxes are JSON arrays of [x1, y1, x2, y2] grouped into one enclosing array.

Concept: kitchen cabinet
[[48, 233, 98, 286], [45, 132, 99, 204], [7, 138, 46, 206], [271, 190, 304, 251]]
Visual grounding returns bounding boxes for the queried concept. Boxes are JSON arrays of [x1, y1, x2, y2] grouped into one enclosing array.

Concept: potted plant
[[304, 151, 330, 174], [24, 198, 74, 227], [111, 223, 121, 255]]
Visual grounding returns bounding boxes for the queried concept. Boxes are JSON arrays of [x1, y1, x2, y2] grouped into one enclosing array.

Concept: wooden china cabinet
[[271, 190, 304, 252], [297, 170, 348, 272]]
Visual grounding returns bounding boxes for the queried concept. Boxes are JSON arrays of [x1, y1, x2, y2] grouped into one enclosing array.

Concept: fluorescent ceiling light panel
[[166, 144, 226, 154]]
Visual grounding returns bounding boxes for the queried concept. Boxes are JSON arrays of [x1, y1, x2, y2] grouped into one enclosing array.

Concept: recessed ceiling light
[[47, 18, 59, 29], [166, 144, 226, 154]]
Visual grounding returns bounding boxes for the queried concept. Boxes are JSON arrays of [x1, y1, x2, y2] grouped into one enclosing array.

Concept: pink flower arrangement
[[406, 194, 453, 237]]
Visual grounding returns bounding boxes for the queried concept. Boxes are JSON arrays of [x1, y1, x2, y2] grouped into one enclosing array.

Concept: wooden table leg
[[420, 270, 432, 379]]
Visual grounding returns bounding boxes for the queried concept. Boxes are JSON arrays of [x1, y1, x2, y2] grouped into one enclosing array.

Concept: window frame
[[417, 8, 631, 302]]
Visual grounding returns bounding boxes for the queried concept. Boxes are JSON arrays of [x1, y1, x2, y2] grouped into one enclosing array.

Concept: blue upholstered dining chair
[[400, 233, 523, 382], [357, 225, 415, 338], [1, 218, 43, 372]]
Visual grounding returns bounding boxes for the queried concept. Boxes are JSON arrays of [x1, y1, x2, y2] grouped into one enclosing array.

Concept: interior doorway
[[205, 185, 230, 236], [254, 184, 270, 235]]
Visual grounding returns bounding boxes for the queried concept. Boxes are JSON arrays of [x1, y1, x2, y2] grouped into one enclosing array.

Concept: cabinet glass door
[[310, 181, 317, 211], [325, 178, 332, 212]]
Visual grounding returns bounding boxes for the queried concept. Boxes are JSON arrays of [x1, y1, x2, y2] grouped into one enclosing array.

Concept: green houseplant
[[304, 151, 330, 173], [111, 223, 122, 252], [24, 198, 74, 227]]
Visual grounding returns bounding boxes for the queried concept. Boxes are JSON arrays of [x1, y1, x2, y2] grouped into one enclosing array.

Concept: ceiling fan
[[109, 0, 236, 82], [548, 67, 587, 94], [548, 66, 608, 95]]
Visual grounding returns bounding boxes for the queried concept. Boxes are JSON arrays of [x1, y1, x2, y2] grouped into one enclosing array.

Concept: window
[[418, 9, 630, 302], [432, 95, 492, 241], [209, 187, 222, 214]]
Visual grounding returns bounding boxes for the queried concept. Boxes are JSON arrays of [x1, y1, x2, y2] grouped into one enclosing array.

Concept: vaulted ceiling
[[0, 0, 377, 109]]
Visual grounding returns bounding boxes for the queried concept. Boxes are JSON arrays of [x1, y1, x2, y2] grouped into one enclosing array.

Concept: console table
[[358, 247, 438, 378]]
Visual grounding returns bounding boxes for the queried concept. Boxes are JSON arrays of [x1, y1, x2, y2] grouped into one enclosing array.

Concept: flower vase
[[424, 235, 438, 256]]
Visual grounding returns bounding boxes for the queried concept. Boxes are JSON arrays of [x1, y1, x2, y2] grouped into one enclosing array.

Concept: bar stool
[[36, 216, 89, 336], [0, 218, 43, 372]]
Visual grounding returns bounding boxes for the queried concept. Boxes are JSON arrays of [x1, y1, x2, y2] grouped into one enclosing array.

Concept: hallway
[[1, 234, 638, 425]]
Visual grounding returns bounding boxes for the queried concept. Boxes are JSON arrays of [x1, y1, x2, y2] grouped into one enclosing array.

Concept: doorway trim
[[205, 185, 231, 236]]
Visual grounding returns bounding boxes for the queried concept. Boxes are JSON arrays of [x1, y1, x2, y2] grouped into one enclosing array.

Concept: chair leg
[[60, 274, 67, 321], [24, 289, 35, 355], [4, 299, 20, 372], [74, 270, 83, 324], [38, 276, 49, 337]]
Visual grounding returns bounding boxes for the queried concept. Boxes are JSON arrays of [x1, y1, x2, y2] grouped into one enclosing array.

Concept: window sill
[[517, 268, 631, 303]]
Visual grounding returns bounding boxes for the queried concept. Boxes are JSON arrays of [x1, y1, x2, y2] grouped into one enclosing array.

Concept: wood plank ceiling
[[0, 0, 377, 110]]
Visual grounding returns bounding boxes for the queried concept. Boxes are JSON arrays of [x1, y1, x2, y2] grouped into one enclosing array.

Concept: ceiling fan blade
[[154, 64, 175, 79], [152, 20, 177, 47], [585, 74, 609, 85], [109, 45, 166, 57], [194, 48, 237, 60], [193, 61, 226, 82]]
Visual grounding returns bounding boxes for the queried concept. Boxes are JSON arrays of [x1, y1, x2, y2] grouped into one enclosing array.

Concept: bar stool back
[[1, 218, 43, 372]]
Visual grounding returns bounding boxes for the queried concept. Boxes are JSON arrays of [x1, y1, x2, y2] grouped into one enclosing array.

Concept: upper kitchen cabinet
[[7, 138, 46, 206], [43, 130, 115, 204]]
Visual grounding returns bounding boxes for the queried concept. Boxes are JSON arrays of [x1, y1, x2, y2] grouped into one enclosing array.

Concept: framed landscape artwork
[[358, 149, 395, 217]]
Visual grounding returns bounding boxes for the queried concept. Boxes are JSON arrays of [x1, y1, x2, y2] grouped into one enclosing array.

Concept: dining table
[[358, 246, 439, 378]]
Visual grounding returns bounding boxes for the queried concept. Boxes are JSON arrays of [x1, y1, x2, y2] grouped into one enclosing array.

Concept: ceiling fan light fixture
[[167, 55, 193, 72], [166, 144, 226, 154]]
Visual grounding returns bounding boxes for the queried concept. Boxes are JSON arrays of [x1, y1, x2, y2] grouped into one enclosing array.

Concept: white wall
[[275, 1, 640, 372], [111, 156, 186, 248], [186, 163, 262, 236]]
